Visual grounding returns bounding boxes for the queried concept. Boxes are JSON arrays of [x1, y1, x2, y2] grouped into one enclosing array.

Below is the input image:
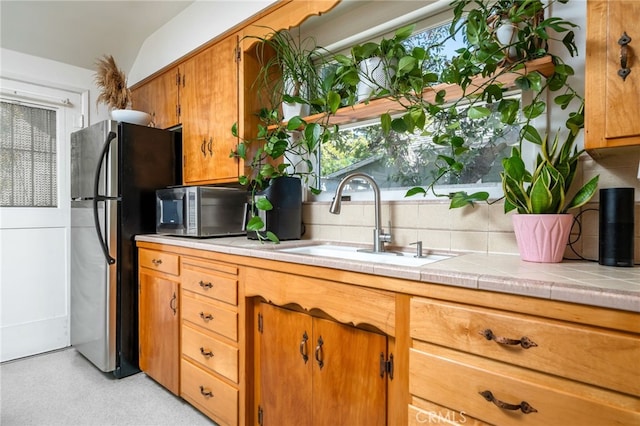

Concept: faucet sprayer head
[[329, 197, 341, 214]]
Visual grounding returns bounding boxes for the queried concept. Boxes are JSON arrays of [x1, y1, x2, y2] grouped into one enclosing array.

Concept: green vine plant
[[339, 0, 596, 211], [230, 28, 344, 242]]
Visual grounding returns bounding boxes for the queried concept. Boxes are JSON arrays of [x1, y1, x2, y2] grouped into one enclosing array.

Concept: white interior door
[[0, 78, 85, 361]]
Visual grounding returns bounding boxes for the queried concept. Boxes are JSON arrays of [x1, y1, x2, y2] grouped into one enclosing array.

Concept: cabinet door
[[257, 303, 387, 426], [139, 272, 180, 395], [182, 35, 240, 184], [312, 317, 387, 426], [131, 67, 180, 130], [586, 0, 640, 149], [258, 302, 313, 426]]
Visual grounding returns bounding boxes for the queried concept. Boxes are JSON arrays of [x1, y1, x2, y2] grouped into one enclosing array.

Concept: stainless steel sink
[[277, 244, 452, 267]]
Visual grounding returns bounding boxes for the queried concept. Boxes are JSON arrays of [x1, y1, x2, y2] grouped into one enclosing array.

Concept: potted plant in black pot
[[233, 29, 350, 243], [231, 108, 338, 242]]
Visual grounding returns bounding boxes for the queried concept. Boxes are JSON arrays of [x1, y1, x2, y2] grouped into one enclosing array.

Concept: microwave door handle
[[93, 131, 118, 265]]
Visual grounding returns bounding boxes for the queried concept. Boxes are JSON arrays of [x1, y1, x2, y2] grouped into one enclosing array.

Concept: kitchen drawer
[[410, 297, 640, 396], [182, 267, 237, 305], [181, 358, 238, 426], [182, 293, 238, 341], [410, 342, 640, 426], [408, 397, 485, 426], [139, 248, 179, 276], [182, 323, 238, 383]]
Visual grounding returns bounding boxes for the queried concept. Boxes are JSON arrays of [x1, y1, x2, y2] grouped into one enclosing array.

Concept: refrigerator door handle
[[93, 131, 119, 265]]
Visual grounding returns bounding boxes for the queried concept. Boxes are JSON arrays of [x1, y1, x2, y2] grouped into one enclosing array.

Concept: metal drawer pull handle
[[151, 258, 162, 266], [480, 329, 537, 349], [199, 280, 213, 289], [169, 292, 177, 316], [199, 386, 213, 398], [618, 32, 632, 81], [300, 331, 309, 364], [199, 347, 214, 358], [315, 336, 324, 369], [479, 390, 537, 414], [199, 312, 214, 322]]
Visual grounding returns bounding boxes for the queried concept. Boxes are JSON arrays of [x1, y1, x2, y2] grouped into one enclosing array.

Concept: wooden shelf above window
[[300, 55, 555, 128]]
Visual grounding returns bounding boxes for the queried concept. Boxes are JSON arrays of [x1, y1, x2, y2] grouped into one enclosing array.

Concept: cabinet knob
[[199, 347, 214, 358], [199, 385, 213, 398], [199, 311, 214, 322], [199, 280, 213, 289], [151, 258, 162, 266]]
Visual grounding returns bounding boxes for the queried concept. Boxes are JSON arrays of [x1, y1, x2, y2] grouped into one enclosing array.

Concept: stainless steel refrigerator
[[70, 120, 180, 378]]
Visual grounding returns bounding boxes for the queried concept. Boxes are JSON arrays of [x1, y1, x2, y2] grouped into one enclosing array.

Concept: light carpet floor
[[0, 347, 215, 425]]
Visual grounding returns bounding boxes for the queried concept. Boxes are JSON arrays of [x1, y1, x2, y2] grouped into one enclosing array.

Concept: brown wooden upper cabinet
[[131, 66, 180, 130], [585, 0, 640, 149], [181, 34, 241, 185]]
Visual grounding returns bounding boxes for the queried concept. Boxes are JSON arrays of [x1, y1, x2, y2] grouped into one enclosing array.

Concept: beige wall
[[303, 147, 640, 264]]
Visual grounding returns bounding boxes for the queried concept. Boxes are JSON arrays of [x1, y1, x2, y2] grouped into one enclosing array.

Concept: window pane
[[0, 101, 57, 207], [319, 22, 520, 195]]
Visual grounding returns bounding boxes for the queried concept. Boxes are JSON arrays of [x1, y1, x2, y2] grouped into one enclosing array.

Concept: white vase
[[282, 77, 309, 121], [356, 57, 395, 102], [281, 101, 310, 121], [494, 19, 522, 60], [110, 109, 152, 126], [512, 214, 574, 263]]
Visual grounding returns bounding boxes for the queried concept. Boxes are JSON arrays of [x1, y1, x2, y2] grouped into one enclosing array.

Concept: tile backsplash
[[302, 146, 640, 264]]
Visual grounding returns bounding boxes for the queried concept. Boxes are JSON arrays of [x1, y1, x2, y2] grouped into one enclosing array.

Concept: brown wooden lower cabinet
[[138, 249, 180, 395], [256, 302, 388, 426], [137, 241, 640, 426], [409, 296, 640, 426]]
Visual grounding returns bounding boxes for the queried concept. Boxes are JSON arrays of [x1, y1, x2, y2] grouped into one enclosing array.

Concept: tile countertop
[[136, 235, 640, 313]]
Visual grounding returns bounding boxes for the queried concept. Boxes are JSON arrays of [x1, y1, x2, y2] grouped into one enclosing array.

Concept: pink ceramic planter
[[512, 214, 574, 263]]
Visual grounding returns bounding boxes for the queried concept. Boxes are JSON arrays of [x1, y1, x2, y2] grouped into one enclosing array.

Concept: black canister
[[599, 188, 635, 267], [246, 176, 302, 240]]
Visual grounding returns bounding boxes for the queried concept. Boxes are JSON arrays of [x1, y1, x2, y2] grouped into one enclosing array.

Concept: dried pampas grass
[[95, 55, 131, 110]]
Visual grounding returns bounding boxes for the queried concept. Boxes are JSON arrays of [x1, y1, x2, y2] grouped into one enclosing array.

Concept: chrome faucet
[[329, 172, 391, 253]]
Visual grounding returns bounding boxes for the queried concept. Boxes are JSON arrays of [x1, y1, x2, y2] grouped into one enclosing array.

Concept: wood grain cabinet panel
[[131, 66, 180, 130], [181, 267, 238, 306], [139, 248, 179, 275], [257, 302, 387, 426], [182, 323, 239, 383], [410, 298, 640, 396], [138, 263, 180, 395], [409, 296, 640, 425], [181, 358, 239, 426], [586, 0, 640, 149], [182, 293, 238, 341], [180, 255, 241, 425], [181, 34, 240, 185], [410, 342, 640, 426]]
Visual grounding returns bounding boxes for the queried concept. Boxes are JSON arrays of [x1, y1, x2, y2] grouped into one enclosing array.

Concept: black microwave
[[156, 186, 247, 237]]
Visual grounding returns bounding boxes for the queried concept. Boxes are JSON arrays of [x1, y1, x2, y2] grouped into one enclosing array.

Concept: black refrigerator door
[[115, 122, 180, 378]]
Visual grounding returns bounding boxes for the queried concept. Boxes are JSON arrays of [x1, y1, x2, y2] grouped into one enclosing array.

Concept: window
[[0, 101, 58, 207], [316, 21, 523, 200]]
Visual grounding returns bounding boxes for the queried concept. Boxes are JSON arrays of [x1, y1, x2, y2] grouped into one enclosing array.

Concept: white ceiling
[[0, 0, 194, 73]]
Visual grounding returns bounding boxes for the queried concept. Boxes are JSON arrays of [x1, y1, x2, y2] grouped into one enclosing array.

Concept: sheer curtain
[[0, 101, 57, 207]]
